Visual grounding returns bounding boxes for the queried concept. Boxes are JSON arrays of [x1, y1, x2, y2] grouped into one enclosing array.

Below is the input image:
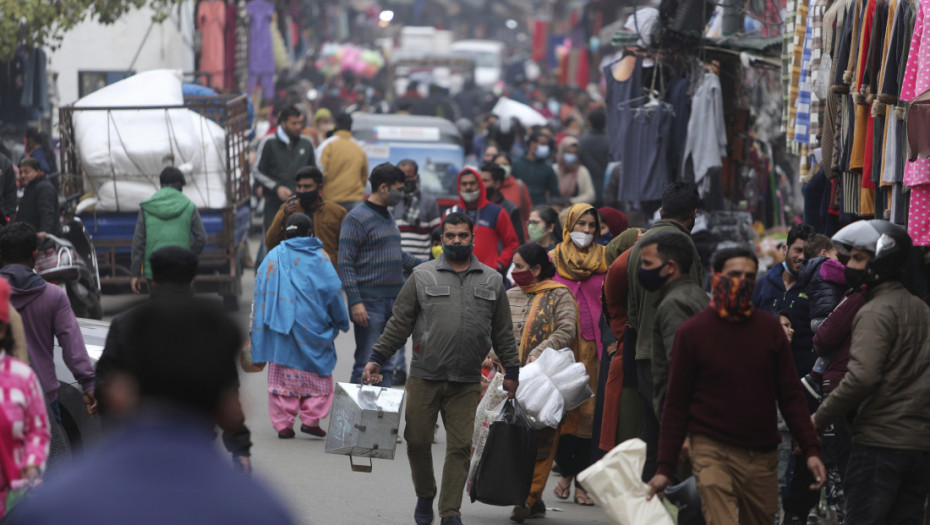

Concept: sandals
[[553, 478, 571, 500], [574, 488, 595, 506]]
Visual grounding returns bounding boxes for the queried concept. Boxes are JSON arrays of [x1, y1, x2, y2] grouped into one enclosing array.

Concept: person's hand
[[235, 456, 252, 474], [21, 466, 39, 482], [284, 196, 299, 215], [502, 378, 519, 399], [362, 362, 382, 384], [810, 414, 822, 434], [526, 355, 538, 364], [37, 232, 47, 242], [482, 357, 495, 369], [131, 277, 146, 295], [276, 186, 293, 201], [255, 186, 263, 199], [679, 436, 691, 463], [807, 456, 826, 490], [646, 474, 670, 501], [351, 303, 369, 327], [83, 391, 98, 418], [606, 341, 619, 357]]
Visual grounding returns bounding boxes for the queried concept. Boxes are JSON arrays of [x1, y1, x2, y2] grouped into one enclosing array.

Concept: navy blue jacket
[[752, 263, 815, 378]]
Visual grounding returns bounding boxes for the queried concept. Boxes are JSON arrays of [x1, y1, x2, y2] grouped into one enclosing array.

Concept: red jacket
[[444, 168, 519, 270]]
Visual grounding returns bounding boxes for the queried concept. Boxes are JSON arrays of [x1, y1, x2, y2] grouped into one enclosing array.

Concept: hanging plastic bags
[[576, 438, 676, 525], [515, 347, 593, 429], [469, 399, 538, 506], [467, 375, 509, 492]]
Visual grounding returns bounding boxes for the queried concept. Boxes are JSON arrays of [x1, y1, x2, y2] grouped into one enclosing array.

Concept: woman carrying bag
[[0, 278, 50, 518], [502, 243, 580, 523], [549, 203, 608, 506]]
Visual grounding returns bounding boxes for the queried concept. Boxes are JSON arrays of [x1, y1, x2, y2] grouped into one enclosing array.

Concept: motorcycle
[[34, 216, 103, 320]]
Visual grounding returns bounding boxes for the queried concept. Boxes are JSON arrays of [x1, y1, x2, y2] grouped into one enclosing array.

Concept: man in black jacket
[[14, 157, 59, 239], [0, 152, 16, 222], [579, 109, 609, 206]]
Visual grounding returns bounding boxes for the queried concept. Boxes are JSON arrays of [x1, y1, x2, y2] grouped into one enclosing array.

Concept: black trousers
[[636, 359, 660, 482]]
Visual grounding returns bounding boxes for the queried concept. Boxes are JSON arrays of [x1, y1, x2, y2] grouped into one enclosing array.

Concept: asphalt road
[[101, 238, 610, 525]]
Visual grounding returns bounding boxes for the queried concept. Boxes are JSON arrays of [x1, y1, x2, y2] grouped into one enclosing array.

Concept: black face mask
[[844, 266, 871, 290], [637, 262, 670, 292], [404, 181, 418, 194], [298, 190, 319, 209], [442, 243, 473, 262]]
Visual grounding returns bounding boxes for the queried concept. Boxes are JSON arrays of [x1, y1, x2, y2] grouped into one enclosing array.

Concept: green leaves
[[0, 0, 180, 60]]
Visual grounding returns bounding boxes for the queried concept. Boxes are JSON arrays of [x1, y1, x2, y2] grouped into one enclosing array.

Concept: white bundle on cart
[[72, 69, 228, 212], [515, 347, 593, 429]]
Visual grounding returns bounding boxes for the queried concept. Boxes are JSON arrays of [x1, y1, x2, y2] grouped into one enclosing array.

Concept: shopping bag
[[469, 399, 538, 506], [516, 348, 593, 429], [467, 376, 508, 492], [576, 438, 675, 525]]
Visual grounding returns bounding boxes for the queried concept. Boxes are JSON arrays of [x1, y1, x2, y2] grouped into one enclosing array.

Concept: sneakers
[[277, 429, 295, 439], [300, 425, 326, 437], [414, 497, 434, 525], [800, 374, 823, 402], [510, 500, 546, 523], [440, 517, 463, 525]]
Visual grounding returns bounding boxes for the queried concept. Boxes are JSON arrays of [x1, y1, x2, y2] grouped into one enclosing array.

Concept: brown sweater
[[264, 199, 346, 267], [657, 308, 820, 477]]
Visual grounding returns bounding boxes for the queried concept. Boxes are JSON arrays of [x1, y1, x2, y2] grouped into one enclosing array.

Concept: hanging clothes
[[247, 0, 275, 100], [682, 72, 727, 198], [604, 54, 644, 164], [198, 0, 226, 91], [618, 102, 675, 205], [901, 0, 930, 244], [224, 0, 237, 91]]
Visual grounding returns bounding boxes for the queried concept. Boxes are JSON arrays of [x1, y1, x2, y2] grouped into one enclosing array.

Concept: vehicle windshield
[[454, 51, 498, 68]]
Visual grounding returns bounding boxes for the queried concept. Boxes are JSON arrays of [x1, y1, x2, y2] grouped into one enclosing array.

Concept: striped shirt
[[338, 201, 419, 305], [391, 191, 442, 262]]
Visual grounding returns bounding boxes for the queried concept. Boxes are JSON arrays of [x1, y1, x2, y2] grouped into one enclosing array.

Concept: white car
[[54, 318, 107, 449]]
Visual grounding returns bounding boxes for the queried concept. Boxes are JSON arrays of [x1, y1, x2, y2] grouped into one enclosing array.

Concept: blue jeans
[[350, 297, 398, 387], [389, 345, 407, 375], [844, 443, 930, 524]]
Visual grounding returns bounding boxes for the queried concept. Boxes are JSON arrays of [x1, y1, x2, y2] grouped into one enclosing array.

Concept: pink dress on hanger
[[198, 0, 226, 91], [901, 0, 930, 245]]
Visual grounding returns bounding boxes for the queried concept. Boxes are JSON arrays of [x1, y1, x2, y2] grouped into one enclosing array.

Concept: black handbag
[[469, 399, 538, 506]]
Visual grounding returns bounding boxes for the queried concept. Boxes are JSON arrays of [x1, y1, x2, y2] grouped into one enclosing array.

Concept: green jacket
[[370, 254, 519, 382], [651, 278, 709, 418], [624, 220, 702, 361], [131, 187, 206, 279], [512, 156, 560, 205]]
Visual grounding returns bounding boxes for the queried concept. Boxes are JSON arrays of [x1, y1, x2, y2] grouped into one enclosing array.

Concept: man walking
[[0, 223, 96, 421], [14, 158, 59, 240], [647, 246, 825, 524], [254, 105, 316, 235], [362, 212, 520, 525], [253, 214, 349, 439], [512, 132, 560, 205], [338, 163, 420, 387], [264, 166, 346, 265], [130, 167, 207, 294], [636, 231, 709, 418], [617, 181, 702, 481], [813, 220, 930, 524], [579, 109, 609, 205], [318, 113, 369, 212], [444, 168, 519, 272], [480, 162, 526, 243]]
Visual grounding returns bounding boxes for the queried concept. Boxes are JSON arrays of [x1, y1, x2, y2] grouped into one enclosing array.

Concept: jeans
[[390, 345, 408, 375], [844, 444, 930, 524], [350, 297, 398, 387], [636, 359, 660, 482]]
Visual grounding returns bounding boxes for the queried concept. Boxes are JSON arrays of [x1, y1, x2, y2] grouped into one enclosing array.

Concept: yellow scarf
[[550, 203, 609, 281]]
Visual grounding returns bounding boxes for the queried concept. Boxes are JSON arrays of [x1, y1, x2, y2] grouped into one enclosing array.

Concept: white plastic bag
[[515, 348, 593, 429], [467, 388, 507, 492], [577, 439, 676, 525]]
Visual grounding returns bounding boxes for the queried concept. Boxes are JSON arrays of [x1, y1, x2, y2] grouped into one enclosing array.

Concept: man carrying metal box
[[363, 211, 521, 525]]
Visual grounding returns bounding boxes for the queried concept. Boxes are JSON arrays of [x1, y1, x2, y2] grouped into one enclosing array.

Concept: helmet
[[831, 219, 912, 285]]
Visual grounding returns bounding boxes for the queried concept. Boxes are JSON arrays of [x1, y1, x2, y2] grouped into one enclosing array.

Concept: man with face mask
[[512, 132, 561, 206], [637, 231, 708, 420], [646, 247, 826, 523], [264, 166, 346, 266], [338, 163, 421, 388], [392, 159, 441, 262], [617, 181, 702, 482], [480, 162, 526, 243], [443, 168, 519, 272], [361, 212, 520, 525]]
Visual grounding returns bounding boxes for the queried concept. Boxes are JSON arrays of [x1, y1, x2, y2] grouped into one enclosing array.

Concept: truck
[[57, 94, 251, 310]]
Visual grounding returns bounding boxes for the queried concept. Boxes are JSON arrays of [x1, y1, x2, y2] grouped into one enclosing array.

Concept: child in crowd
[[797, 234, 849, 400], [429, 227, 442, 260]]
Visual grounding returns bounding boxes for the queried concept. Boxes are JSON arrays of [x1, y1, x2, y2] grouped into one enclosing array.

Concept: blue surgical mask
[[535, 145, 550, 158], [562, 153, 579, 165], [782, 260, 797, 277]]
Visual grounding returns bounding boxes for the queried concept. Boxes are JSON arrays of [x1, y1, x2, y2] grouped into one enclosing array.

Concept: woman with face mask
[[488, 243, 580, 522], [548, 203, 608, 507], [553, 137, 596, 205], [526, 206, 562, 251]]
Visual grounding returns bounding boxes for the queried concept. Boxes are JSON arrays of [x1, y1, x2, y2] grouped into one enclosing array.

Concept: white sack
[[491, 97, 548, 128], [577, 438, 676, 525], [515, 348, 593, 429]]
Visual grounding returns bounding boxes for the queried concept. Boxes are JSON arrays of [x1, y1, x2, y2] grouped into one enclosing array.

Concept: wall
[[48, 2, 196, 107]]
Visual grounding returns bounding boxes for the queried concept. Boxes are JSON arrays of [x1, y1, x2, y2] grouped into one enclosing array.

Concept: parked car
[[54, 317, 107, 450]]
